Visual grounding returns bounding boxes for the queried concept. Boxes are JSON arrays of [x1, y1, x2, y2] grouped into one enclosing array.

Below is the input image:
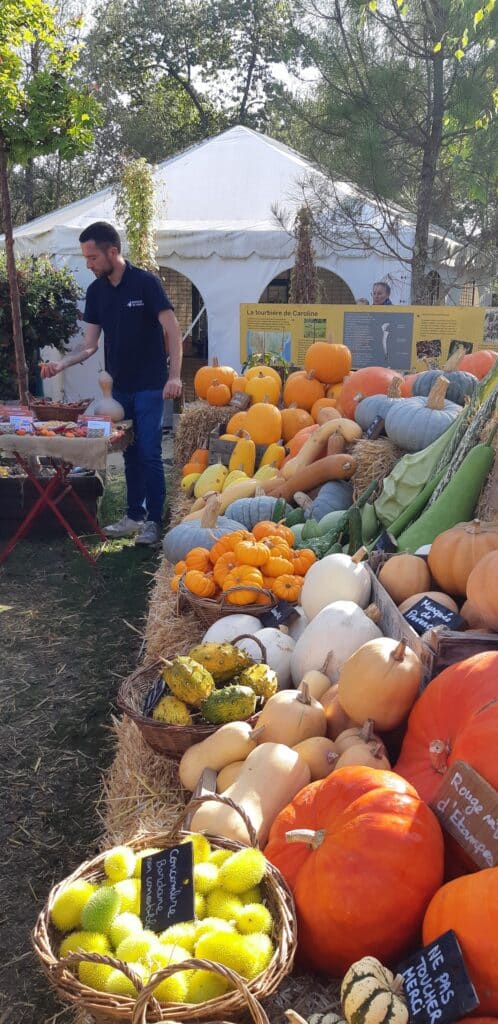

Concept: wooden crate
[[208, 421, 282, 469], [367, 565, 435, 685], [422, 627, 498, 674], [0, 472, 104, 539]]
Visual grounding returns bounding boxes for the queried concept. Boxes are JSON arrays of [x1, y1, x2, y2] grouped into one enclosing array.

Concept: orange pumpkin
[[326, 382, 343, 401], [226, 411, 248, 434], [339, 367, 406, 419], [284, 370, 325, 411], [231, 376, 247, 395], [184, 569, 217, 598], [428, 519, 498, 597], [206, 379, 232, 406], [310, 398, 339, 422], [244, 401, 282, 445], [194, 357, 236, 398], [245, 370, 281, 405], [244, 364, 282, 388], [252, 521, 281, 541], [222, 565, 264, 604], [304, 341, 352, 384], [209, 529, 251, 564], [264, 554, 294, 578], [466, 551, 498, 630], [291, 548, 317, 575], [459, 349, 498, 379], [423, 870, 498, 1014], [185, 546, 212, 572], [170, 573, 182, 593], [182, 460, 204, 477], [213, 550, 238, 587], [265, 765, 444, 974], [281, 424, 323, 463], [235, 538, 270, 567], [280, 405, 315, 443], [174, 560, 187, 575], [272, 574, 303, 602], [191, 447, 209, 468]]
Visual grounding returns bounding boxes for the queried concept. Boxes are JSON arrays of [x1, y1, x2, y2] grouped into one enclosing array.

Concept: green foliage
[[0, 254, 82, 396], [114, 159, 158, 271]]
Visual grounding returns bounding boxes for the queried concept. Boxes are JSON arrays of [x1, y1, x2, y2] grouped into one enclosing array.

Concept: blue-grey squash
[[311, 480, 354, 521], [385, 377, 460, 453], [412, 368, 477, 406], [163, 502, 243, 562], [224, 496, 292, 530]]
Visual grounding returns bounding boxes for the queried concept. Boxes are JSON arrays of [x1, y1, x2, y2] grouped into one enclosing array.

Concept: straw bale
[[169, 484, 195, 527], [144, 559, 204, 664], [351, 437, 403, 499], [174, 400, 228, 467]]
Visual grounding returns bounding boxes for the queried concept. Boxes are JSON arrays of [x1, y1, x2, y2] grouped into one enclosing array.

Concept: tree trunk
[[0, 137, 29, 404], [411, 52, 444, 304], [24, 159, 36, 221]]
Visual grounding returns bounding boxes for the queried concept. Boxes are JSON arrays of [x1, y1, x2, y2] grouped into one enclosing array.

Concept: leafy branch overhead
[[114, 159, 159, 272]]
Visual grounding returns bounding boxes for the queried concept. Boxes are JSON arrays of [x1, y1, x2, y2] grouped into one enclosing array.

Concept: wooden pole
[[0, 135, 29, 404]]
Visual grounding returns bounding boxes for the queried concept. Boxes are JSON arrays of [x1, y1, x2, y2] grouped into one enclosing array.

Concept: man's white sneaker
[[103, 516, 144, 539], [135, 521, 161, 546]]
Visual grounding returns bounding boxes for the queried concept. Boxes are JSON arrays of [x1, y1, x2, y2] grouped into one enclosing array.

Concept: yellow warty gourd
[[194, 462, 228, 498]]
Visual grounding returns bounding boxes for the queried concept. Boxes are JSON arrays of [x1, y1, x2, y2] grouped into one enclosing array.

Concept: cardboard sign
[[228, 391, 251, 411], [430, 759, 498, 869], [259, 601, 297, 628], [364, 415, 386, 440], [373, 531, 398, 553], [9, 415, 34, 433], [398, 930, 479, 1024], [85, 418, 112, 438], [140, 843, 194, 931], [403, 596, 464, 635]]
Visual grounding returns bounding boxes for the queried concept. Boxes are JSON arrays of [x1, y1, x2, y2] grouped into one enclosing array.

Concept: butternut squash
[[216, 761, 245, 792], [292, 736, 338, 780], [320, 683, 355, 739], [190, 742, 311, 845], [256, 685, 327, 746], [298, 668, 331, 702], [281, 418, 361, 479], [263, 454, 356, 502], [178, 721, 264, 791], [334, 740, 391, 771]]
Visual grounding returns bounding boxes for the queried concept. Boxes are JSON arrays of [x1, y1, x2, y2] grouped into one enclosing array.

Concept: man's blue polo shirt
[[83, 261, 173, 393]]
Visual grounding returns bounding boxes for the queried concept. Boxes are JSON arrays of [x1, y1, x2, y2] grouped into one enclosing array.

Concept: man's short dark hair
[[373, 281, 391, 296], [79, 221, 121, 252]]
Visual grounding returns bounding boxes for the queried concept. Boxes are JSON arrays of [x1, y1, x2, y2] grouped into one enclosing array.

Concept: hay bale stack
[[174, 400, 228, 467], [144, 559, 203, 664], [351, 436, 404, 499]]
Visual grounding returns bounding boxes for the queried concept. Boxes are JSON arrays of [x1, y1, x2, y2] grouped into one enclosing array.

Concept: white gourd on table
[[93, 371, 125, 422]]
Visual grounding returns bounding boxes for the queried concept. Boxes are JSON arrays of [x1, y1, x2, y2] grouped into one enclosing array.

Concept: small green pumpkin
[[341, 956, 409, 1024]]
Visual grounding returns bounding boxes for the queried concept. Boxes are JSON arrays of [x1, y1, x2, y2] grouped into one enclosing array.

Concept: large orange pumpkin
[[339, 368, 407, 420], [459, 349, 498, 379], [304, 341, 352, 385], [466, 551, 498, 630], [194, 357, 236, 398], [428, 519, 498, 596], [265, 765, 444, 974], [283, 370, 325, 411], [423, 869, 498, 1015]]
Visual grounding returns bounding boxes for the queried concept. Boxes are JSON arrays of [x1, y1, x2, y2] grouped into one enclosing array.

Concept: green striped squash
[[341, 957, 409, 1024]]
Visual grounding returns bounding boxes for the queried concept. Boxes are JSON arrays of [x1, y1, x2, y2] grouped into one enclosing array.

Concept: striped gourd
[[341, 956, 409, 1024]]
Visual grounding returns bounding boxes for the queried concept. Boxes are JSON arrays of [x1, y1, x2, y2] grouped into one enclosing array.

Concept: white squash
[[287, 607, 308, 642], [190, 742, 311, 845], [301, 550, 371, 620], [236, 627, 295, 689], [291, 600, 382, 686], [202, 614, 262, 644]]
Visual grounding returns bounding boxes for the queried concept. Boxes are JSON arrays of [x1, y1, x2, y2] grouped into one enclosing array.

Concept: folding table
[[0, 427, 131, 567]]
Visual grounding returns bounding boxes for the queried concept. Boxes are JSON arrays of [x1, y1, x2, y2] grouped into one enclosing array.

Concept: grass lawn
[[0, 471, 163, 1023]]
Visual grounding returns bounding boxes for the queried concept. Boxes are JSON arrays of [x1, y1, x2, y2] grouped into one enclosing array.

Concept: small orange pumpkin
[[182, 460, 204, 477], [222, 565, 264, 604], [184, 569, 217, 598], [231, 376, 247, 395], [272, 574, 303, 602], [245, 370, 281, 405], [213, 551, 238, 587], [265, 554, 294, 578], [291, 548, 317, 575], [209, 529, 250, 564], [252, 521, 283, 541], [170, 573, 182, 593], [280, 405, 315, 443], [262, 536, 292, 559], [244, 401, 282, 445], [194, 357, 236, 398], [310, 398, 340, 422], [283, 370, 325, 411], [235, 538, 270, 567], [206, 379, 232, 406], [185, 546, 212, 572], [244, 364, 282, 388], [191, 447, 209, 468], [304, 341, 352, 385], [174, 560, 187, 575], [226, 411, 248, 434]]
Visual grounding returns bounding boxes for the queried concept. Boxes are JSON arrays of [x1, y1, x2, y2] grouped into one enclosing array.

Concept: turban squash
[[264, 765, 443, 974]]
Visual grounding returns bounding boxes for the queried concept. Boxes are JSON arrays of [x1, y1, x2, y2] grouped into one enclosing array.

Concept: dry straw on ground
[[351, 437, 404, 499], [477, 418, 498, 520], [174, 400, 228, 467]]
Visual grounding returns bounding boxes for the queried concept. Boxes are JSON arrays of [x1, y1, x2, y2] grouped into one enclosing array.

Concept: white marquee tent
[[5, 125, 474, 401]]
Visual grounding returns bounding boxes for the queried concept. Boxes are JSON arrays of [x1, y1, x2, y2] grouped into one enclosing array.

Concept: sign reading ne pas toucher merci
[[239, 304, 494, 373]]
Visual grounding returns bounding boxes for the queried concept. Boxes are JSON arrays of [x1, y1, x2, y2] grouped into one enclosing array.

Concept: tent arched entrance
[[258, 266, 355, 304]]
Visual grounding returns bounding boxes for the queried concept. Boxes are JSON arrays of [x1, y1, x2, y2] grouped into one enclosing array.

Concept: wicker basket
[[177, 579, 276, 628], [32, 795, 297, 1024], [117, 659, 260, 759], [30, 397, 92, 422]]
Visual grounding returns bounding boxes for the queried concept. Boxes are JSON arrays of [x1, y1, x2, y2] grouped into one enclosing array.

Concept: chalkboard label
[[140, 843, 194, 931], [373, 531, 398, 553], [228, 391, 251, 410], [398, 930, 479, 1024], [259, 600, 297, 628], [143, 676, 166, 716], [403, 597, 464, 636], [364, 415, 386, 439], [430, 759, 498, 869]]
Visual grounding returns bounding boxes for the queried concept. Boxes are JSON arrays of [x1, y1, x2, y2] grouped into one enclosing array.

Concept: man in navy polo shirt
[[41, 221, 182, 546]]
